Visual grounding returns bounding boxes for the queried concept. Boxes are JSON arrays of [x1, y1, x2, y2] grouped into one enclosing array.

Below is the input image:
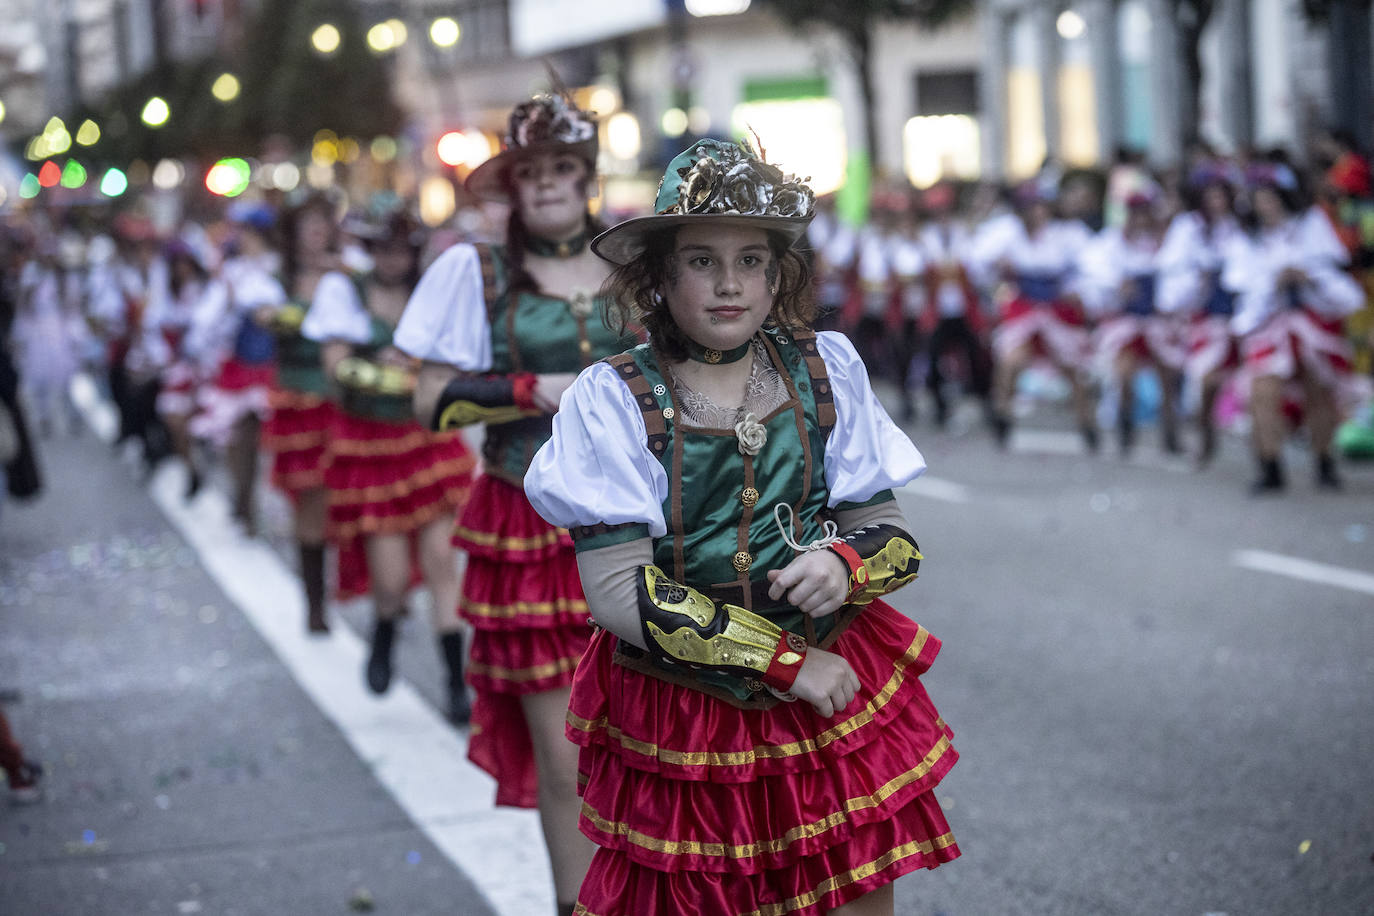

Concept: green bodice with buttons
[[480, 244, 634, 485], [620, 328, 846, 703], [274, 298, 327, 396]]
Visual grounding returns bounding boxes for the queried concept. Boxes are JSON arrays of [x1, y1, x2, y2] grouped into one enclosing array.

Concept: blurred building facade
[[981, 0, 1367, 178], [3, 0, 1372, 208]]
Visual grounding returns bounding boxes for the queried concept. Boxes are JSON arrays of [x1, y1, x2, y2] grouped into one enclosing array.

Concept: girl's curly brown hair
[[599, 226, 815, 363]]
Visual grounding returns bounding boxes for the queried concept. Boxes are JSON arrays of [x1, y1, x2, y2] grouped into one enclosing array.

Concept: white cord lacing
[[772, 502, 843, 553]]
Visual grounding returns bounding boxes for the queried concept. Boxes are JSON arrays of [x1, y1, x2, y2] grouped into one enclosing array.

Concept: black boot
[[1197, 424, 1216, 468], [1118, 414, 1135, 456], [300, 542, 328, 634], [366, 617, 398, 694], [990, 412, 1011, 449], [439, 632, 472, 725], [1081, 424, 1100, 455], [1316, 453, 1342, 490], [1249, 457, 1286, 495]]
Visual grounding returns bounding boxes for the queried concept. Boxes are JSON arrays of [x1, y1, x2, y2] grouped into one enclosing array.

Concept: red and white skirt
[[567, 600, 959, 915], [155, 360, 199, 418], [1093, 314, 1185, 372], [1240, 309, 1353, 388], [190, 357, 275, 447], [263, 388, 336, 497], [992, 297, 1090, 366], [322, 413, 474, 543], [453, 474, 593, 809]]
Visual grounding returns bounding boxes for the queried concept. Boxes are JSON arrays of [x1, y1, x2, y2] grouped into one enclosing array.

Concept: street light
[[75, 120, 100, 145], [141, 97, 170, 128], [1056, 10, 1086, 40], [429, 17, 460, 47], [212, 73, 241, 103], [311, 23, 341, 55]]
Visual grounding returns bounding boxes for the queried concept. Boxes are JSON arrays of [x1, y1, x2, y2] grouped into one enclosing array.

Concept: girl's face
[[371, 240, 415, 285], [510, 151, 591, 240], [1201, 184, 1231, 220], [296, 208, 334, 258], [664, 223, 776, 353], [1252, 187, 1287, 228]]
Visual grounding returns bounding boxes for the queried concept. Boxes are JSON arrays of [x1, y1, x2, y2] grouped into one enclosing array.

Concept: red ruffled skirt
[[567, 600, 959, 915], [322, 412, 474, 542], [453, 474, 593, 809], [263, 389, 336, 497]]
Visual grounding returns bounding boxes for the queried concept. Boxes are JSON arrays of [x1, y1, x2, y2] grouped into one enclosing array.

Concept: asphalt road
[[2, 388, 1372, 916]]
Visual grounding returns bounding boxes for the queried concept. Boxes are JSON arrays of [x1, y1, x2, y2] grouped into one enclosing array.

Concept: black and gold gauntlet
[[431, 372, 540, 431], [826, 525, 921, 605], [335, 356, 415, 396], [264, 303, 306, 336], [637, 565, 807, 692]]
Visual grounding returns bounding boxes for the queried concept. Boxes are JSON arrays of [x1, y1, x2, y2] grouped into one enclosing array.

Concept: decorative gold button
[[732, 551, 753, 572], [740, 487, 760, 507], [663, 407, 676, 420], [704, 348, 723, 363]]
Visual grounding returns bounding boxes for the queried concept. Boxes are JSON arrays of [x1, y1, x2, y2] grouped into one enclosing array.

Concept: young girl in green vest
[[527, 140, 960, 915]]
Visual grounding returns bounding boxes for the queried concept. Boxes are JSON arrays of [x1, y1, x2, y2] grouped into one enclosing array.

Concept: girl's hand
[[788, 648, 860, 717], [532, 372, 578, 413], [767, 550, 849, 618]]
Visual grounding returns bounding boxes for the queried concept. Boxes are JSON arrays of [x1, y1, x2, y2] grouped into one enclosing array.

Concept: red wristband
[[511, 372, 539, 411], [827, 541, 868, 602], [762, 631, 809, 691]]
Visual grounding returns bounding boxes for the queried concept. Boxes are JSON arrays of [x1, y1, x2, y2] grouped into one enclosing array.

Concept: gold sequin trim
[[566, 628, 931, 766]]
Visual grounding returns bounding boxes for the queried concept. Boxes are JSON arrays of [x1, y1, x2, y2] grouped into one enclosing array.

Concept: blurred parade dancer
[[1081, 187, 1183, 455], [919, 182, 991, 428], [1226, 166, 1365, 492], [1158, 165, 1246, 465], [188, 204, 282, 535], [261, 193, 347, 632], [87, 214, 162, 465], [141, 238, 211, 496], [12, 237, 84, 438], [527, 138, 958, 916], [302, 211, 475, 710], [397, 90, 633, 913], [971, 180, 1098, 450]]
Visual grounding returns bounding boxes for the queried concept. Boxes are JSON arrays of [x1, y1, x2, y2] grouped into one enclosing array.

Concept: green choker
[[685, 337, 752, 365], [527, 230, 589, 259]]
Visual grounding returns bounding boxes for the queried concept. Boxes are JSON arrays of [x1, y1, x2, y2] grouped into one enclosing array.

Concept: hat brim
[[464, 138, 599, 201], [591, 213, 813, 266]]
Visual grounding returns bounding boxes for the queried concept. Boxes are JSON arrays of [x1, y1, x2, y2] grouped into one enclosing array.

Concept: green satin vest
[[623, 328, 847, 703], [480, 244, 634, 485], [273, 298, 327, 396]]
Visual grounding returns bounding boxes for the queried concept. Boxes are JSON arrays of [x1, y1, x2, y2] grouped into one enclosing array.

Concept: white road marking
[[903, 475, 972, 504], [71, 375, 551, 916], [1232, 549, 1374, 598]]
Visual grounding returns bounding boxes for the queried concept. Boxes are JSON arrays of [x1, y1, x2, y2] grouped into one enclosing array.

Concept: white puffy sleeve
[[394, 243, 493, 370], [1074, 228, 1123, 317], [526, 361, 671, 537], [1299, 210, 1364, 318], [1156, 214, 1203, 314], [817, 331, 926, 506], [302, 272, 373, 344]]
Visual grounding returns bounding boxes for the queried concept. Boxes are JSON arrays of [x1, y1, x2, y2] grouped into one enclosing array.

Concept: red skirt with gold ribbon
[[262, 389, 336, 497], [322, 413, 475, 542], [453, 474, 593, 809], [567, 600, 959, 915]]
